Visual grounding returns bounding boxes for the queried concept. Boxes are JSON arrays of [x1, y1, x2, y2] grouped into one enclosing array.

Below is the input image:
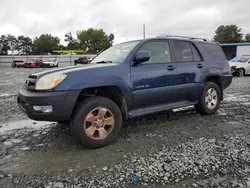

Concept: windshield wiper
[[95, 60, 112, 64]]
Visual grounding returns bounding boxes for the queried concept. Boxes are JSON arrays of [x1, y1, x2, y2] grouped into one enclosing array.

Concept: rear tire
[[195, 81, 221, 115], [70, 96, 122, 149]]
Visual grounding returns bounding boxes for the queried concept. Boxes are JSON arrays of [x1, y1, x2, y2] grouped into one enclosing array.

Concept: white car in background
[[229, 55, 250, 77], [42, 59, 58, 68]]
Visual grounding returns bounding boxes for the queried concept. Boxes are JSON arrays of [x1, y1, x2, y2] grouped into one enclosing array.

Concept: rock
[[246, 181, 250, 187], [163, 176, 168, 181], [143, 176, 149, 182], [11, 139, 22, 144], [3, 141, 13, 147], [126, 138, 131, 142], [208, 139, 216, 143], [36, 143, 44, 147], [32, 134, 40, 137], [192, 183, 198, 187], [20, 147, 31, 151], [102, 167, 108, 171], [52, 182, 64, 188]]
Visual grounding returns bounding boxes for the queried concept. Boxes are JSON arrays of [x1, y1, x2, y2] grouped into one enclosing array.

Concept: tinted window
[[200, 43, 227, 61], [191, 44, 202, 61], [173, 41, 193, 62], [138, 41, 171, 64]]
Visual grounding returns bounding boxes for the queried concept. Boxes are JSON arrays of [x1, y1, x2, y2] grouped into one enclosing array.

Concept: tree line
[[0, 28, 114, 55], [213, 24, 250, 43], [0, 25, 249, 55]]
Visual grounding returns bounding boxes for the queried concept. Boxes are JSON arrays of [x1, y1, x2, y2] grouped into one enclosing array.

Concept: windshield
[[91, 40, 141, 64], [236, 56, 250, 63]]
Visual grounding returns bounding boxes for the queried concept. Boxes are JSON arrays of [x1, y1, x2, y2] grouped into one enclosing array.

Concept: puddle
[[0, 120, 56, 133]]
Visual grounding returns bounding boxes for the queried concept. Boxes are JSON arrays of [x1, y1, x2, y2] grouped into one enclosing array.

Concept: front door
[[130, 40, 179, 107]]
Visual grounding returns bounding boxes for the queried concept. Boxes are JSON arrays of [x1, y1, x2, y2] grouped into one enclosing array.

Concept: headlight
[[35, 74, 67, 90]]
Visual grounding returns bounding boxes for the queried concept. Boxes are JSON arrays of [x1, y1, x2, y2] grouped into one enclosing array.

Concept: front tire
[[70, 96, 122, 149], [195, 81, 221, 115], [236, 68, 245, 77]]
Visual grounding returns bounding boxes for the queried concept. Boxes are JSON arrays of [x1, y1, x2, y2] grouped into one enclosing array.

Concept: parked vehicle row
[[12, 59, 58, 68], [229, 55, 250, 77]]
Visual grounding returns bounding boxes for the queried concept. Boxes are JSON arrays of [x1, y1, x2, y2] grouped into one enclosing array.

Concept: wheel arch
[[72, 85, 129, 120], [205, 75, 223, 100]]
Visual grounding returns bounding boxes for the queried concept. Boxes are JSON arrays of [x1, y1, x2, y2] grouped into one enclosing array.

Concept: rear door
[[131, 40, 179, 107], [171, 40, 204, 101]]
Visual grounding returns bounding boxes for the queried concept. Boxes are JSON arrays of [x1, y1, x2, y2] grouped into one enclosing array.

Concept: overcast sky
[[0, 0, 249, 44]]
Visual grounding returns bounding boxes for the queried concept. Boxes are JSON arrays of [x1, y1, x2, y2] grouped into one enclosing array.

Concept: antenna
[[143, 24, 146, 39]]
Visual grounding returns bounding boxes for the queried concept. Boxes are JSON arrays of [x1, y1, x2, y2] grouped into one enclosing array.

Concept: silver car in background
[[229, 55, 250, 77]]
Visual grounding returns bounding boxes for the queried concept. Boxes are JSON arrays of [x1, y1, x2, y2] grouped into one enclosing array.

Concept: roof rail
[[156, 34, 209, 42]]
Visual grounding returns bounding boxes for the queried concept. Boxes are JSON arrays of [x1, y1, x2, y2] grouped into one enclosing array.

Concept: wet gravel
[[0, 66, 250, 188]]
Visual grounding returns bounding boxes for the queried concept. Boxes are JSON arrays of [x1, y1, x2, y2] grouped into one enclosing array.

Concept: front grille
[[25, 74, 38, 90]]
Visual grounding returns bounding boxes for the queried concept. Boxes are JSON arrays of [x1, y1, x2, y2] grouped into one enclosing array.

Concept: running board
[[128, 101, 198, 118]]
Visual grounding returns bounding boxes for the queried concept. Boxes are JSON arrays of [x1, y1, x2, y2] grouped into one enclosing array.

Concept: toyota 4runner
[[17, 35, 232, 148]]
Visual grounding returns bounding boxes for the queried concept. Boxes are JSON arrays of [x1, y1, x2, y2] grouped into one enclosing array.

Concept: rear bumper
[[222, 74, 233, 89], [17, 88, 80, 122]]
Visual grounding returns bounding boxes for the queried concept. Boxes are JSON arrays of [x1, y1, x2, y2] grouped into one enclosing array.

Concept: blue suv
[[17, 35, 232, 148]]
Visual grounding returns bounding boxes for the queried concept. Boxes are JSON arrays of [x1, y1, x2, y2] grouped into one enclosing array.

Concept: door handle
[[197, 63, 203, 68], [167, 65, 176, 71]]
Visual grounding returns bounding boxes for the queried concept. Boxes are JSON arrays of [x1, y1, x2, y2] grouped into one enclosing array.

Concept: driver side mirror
[[133, 51, 150, 65]]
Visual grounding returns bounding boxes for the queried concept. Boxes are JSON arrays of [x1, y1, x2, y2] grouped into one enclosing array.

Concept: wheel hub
[[84, 107, 115, 140], [205, 88, 218, 110], [94, 119, 104, 128]]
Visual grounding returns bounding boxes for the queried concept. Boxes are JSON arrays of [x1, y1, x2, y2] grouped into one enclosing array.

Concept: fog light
[[33, 105, 53, 113]]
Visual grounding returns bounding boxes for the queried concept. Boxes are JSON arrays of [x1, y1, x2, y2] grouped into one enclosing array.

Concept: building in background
[[220, 43, 250, 60]]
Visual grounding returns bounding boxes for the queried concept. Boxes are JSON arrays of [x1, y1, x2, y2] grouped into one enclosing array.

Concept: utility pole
[[143, 24, 145, 39]]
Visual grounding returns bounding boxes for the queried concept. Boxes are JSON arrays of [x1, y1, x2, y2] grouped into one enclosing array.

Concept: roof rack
[[156, 34, 209, 42]]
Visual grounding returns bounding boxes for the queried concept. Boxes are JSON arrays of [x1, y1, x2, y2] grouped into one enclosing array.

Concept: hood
[[30, 63, 117, 78], [229, 61, 246, 67]]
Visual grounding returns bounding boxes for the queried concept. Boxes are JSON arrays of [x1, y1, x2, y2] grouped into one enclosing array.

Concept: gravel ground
[[0, 66, 250, 188]]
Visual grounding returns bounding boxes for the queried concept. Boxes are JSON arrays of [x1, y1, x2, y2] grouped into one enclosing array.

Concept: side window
[[191, 44, 202, 61], [138, 41, 171, 64], [173, 41, 193, 62], [200, 43, 227, 61]]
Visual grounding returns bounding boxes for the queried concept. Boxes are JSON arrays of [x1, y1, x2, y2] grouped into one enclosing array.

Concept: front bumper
[[17, 88, 80, 122], [43, 64, 54, 67]]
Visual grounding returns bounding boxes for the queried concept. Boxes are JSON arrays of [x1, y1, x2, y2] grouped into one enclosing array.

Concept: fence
[[0, 54, 96, 66]]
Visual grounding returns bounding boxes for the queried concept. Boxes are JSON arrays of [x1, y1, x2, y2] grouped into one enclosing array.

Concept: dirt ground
[[0, 66, 250, 188]]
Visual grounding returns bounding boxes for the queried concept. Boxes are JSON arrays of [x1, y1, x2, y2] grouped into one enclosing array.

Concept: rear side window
[[173, 41, 193, 62], [200, 43, 227, 61], [191, 44, 202, 61]]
